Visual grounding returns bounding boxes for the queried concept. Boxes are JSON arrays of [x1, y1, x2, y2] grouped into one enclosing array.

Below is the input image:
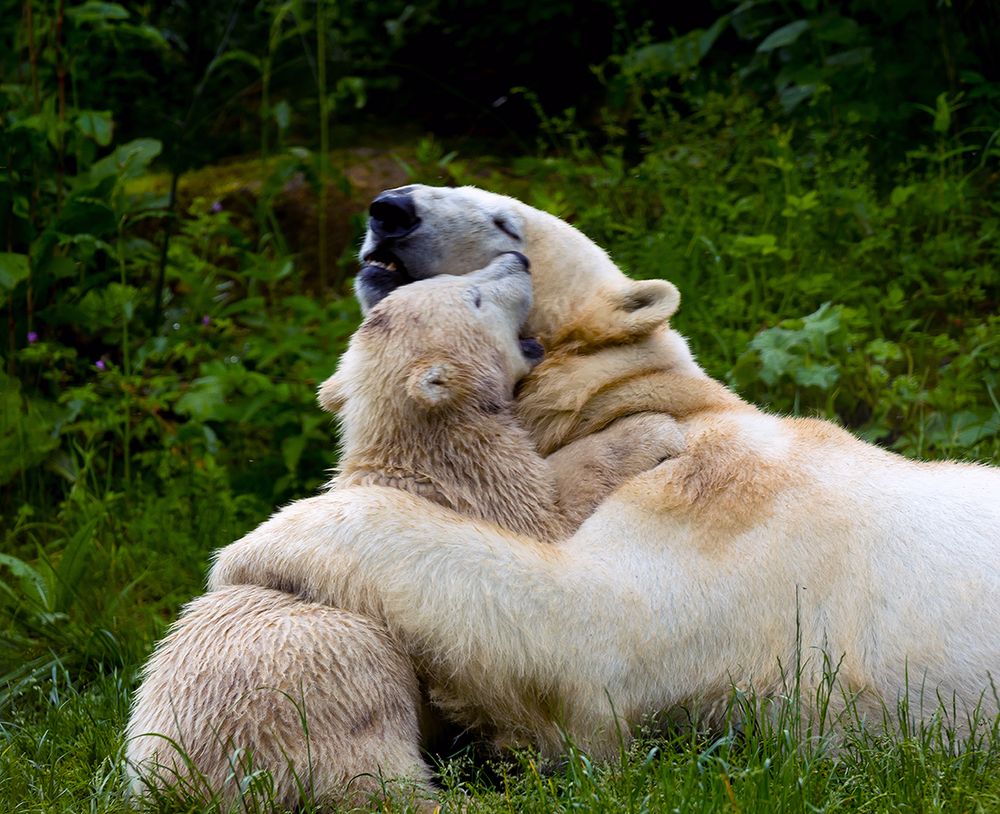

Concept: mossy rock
[[132, 147, 418, 291]]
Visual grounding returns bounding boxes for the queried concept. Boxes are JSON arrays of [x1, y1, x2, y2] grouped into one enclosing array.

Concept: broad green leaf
[[756, 345, 795, 386], [76, 110, 114, 146], [866, 339, 903, 364], [88, 138, 162, 184], [176, 376, 227, 421], [779, 84, 815, 111], [67, 1, 130, 23], [824, 47, 872, 67], [624, 15, 730, 78], [890, 185, 917, 207], [813, 14, 860, 45], [0, 553, 49, 609], [38, 255, 76, 280], [273, 100, 291, 131], [757, 20, 810, 52], [933, 92, 951, 134], [114, 137, 163, 178], [737, 304, 844, 389], [793, 361, 840, 389], [0, 253, 29, 291], [54, 198, 116, 237], [209, 49, 262, 75], [733, 233, 779, 255], [282, 433, 307, 474], [10, 113, 47, 134], [134, 23, 168, 48]]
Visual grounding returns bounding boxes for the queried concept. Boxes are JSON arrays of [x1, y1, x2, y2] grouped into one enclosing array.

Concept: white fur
[[213, 185, 1000, 758]]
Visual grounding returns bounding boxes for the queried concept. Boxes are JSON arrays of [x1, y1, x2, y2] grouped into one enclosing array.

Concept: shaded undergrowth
[[2, 4, 998, 809]]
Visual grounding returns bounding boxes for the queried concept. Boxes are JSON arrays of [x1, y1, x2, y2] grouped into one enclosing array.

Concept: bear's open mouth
[[358, 248, 416, 302], [362, 247, 410, 279]]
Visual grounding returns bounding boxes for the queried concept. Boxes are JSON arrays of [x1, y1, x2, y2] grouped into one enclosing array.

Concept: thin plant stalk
[[5, 150, 15, 375], [117, 222, 130, 485], [22, 0, 40, 332], [55, 0, 66, 211], [316, 0, 329, 295], [261, 33, 271, 163], [149, 170, 180, 334], [23, 0, 40, 113]]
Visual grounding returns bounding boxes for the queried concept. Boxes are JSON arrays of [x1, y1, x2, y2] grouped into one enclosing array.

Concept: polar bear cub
[[323, 251, 684, 539], [127, 252, 682, 809]]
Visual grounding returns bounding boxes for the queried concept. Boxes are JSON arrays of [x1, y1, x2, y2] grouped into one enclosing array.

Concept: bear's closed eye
[[493, 216, 521, 241]]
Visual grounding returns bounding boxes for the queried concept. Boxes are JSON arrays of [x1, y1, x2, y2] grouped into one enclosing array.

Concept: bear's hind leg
[[126, 585, 433, 810]]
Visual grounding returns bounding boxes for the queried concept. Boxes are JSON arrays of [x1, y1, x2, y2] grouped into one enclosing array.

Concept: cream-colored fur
[[126, 586, 430, 809], [320, 254, 682, 543], [127, 253, 681, 805], [211, 184, 1000, 761], [321, 254, 682, 746]]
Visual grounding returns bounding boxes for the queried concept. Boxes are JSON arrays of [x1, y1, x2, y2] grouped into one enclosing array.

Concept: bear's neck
[[334, 408, 566, 542], [517, 327, 751, 455]]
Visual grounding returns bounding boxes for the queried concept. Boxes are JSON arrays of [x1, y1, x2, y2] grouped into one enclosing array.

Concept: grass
[[2, 87, 999, 811], [5, 672, 1000, 812]]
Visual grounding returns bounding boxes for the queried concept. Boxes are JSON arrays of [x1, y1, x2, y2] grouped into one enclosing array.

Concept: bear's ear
[[406, 360, 459, 408], [317, 373, 347, 414], [614, 279, 680, 333], [563, 279, 680, 346]]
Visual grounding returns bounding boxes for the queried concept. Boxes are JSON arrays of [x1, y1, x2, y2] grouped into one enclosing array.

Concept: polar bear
[[211, 184, 1000, 761], [127, 253, 682, 807]]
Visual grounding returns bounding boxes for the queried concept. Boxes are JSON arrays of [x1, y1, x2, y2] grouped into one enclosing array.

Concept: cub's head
[[319, 252, 543, 430], [356, 184, 678, 342]]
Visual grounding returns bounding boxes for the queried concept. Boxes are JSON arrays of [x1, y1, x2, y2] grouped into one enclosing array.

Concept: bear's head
[[319, 252, 543, 435], [356, 185, 680, 343]]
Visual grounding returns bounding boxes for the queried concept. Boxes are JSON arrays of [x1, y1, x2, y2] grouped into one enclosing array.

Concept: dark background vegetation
[[1, 1, 999, 810]]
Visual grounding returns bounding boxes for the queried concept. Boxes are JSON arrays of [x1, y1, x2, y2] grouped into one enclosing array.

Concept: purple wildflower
[[27, 331, 38, 344], [95, 359, 106, 371], [211, 200, 223, 213], [201, 314, 211, 326]]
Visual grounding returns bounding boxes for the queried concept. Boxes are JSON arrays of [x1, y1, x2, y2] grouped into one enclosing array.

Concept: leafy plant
[[1, 1, 999, 810]]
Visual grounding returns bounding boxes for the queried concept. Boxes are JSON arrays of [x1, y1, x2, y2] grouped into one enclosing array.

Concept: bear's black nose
[[369, 192, 419, 240]]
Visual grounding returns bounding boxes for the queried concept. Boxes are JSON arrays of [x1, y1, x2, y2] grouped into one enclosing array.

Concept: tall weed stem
[[316, 0, 329, 295]]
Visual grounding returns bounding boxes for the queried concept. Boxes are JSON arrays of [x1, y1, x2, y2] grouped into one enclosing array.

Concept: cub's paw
[[207, 544, 268, 591], [612, 412, 686, 468]]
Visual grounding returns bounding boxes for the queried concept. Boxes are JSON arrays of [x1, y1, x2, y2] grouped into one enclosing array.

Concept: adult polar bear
[[212, 185, 1000, 758]]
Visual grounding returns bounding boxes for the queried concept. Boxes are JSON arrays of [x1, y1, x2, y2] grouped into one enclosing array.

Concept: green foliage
[[1, 0, 998, 810], [613, 0, 999, 164], [475, 87, 999, 464]]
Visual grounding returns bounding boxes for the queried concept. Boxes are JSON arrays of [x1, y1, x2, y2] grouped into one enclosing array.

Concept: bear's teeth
[[365, 259, 397, 271]]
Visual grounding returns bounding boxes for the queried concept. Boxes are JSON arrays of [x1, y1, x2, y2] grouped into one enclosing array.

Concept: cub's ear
[[317, 373, 347, 414], [406, 360, 459, 408]]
